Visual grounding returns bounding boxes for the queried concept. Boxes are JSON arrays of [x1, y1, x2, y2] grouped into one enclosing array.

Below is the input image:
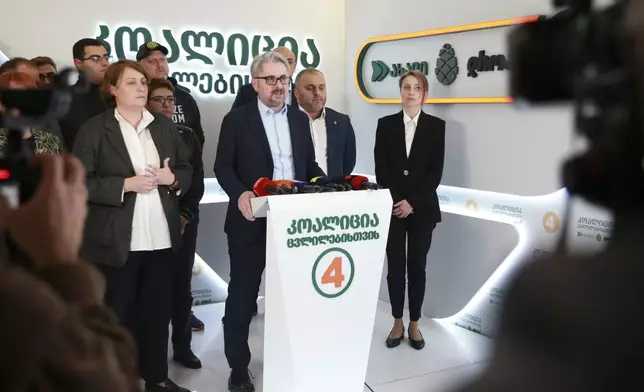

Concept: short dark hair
[[100, 60, 149, 107], [0, 57, 34, 74], [73, 38, 105, 61], [30, 56, 57, 70], [294, 67, 322, 88], [147, 78, 175, 99]]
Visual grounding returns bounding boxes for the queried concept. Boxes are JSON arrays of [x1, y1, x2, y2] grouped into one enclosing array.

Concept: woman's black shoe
[[408, 327, 425, 350], [385, 327, 405, 348]]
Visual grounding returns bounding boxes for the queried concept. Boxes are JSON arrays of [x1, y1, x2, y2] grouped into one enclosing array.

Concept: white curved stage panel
[[195, 177, 614, 338]]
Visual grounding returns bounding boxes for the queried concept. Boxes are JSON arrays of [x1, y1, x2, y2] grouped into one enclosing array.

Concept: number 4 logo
[[542, 211, 560, 234], [313, 248, 355, 298], [321, 257, 345, 288]]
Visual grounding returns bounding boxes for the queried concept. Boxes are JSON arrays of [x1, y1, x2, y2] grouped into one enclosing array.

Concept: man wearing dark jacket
[[147, 78, 205, 369], [58, 38, 110, 150], [137, 41, 205, 146], [172, 123, 205, 367]]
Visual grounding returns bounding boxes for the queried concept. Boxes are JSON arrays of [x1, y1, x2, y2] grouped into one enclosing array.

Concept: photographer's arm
[[0, 261, 140, 392], [72, 124, 126, 207]]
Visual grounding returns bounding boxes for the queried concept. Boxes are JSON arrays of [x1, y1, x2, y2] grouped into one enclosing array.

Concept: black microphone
[[310, 176, 352, 191], [334, 175, 382, 190], [292, 180, 324, 193], [253, 177, 287, 196], [274, 180, 322, 194]]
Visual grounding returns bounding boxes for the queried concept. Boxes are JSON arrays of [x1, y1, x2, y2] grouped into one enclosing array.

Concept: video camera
[[0, 68, 86, 206], [509, 0, 643, 212]]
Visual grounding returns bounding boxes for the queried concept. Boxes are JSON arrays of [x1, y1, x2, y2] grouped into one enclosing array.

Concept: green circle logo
[[312, 247, 355, 298]]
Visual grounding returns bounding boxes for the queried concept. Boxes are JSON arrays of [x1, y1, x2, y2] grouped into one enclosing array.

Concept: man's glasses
[[39, 73, 55, 81], [256, 75, 290, 86], [83, 54, 112, 62], [149, 96, 175, 105]]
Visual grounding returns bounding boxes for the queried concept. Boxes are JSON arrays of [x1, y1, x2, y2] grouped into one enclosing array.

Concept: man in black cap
[[137, 41, 205, 147]]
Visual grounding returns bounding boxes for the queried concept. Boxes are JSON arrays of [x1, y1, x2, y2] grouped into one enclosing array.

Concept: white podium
[[251, 190, 393, 392]]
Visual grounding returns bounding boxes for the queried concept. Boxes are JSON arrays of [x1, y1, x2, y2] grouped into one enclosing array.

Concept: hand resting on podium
[[238, 190, 256, 221]]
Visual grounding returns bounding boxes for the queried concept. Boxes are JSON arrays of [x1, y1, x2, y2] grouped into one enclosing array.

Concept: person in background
[[73, 60, 193, 392], [0, 71, 65, 155], [231, 46, 298, 110], [137, 41, 205, 147], [0, 153, 140, 392], [294, 67, 356, 177], [59, 38, 110, 150], [30, 56, 57, 86], [137, 40, 206, 331], [215, 51, 324, 392], [374, 69, 445, 351], [0, 57, 40, 83], [147, 78, 205, 370]]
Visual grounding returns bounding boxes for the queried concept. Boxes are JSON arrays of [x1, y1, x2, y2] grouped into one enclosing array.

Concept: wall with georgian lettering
[[0, 0, 345, 177], [0, 0, 346, 289]]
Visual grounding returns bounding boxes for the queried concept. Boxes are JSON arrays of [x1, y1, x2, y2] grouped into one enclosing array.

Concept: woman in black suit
[[374, 70, 445, 350], [73, 60, 193, 392]]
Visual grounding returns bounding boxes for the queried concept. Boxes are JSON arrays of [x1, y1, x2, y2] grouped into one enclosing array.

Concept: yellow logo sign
[[192, 258, 203, 276], [465, 199, 478, 212], [542, 211, 560, 233], [146, 41, 159, 49]]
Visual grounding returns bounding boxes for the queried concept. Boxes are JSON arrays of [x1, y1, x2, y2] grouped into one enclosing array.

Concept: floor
[[167, 300, 492, 392]]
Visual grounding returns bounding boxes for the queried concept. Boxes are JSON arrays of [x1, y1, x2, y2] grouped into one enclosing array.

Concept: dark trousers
[[99, 249, 175, 384], [386, 214, 435, 321], [223, 234, 266, 370], [171, 217, 199, 353]]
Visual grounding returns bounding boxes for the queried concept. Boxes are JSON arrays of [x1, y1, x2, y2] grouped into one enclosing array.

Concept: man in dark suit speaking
[[230, 46, 298, 110], [214, 50, 324, 392], [294, 67, 356, 178]]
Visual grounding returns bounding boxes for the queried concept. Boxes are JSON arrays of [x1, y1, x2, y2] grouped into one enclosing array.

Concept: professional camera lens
[[508, 14, 581, 103]]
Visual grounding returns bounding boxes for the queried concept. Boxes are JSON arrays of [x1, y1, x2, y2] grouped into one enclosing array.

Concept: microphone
[[310, 176, 352, 191], [272, 180, 299, 194], [333, 175, 382, 190], [274, 179, 324, 193], [253, 177, 287, 196], [292, 180, 324, 193]]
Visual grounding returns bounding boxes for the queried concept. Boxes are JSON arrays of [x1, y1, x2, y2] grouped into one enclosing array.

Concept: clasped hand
[[393, 200, 413, 218], [125, 158, 175, 194]]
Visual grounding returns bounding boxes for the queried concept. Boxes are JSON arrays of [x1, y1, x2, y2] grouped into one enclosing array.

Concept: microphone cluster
[[253, 175, 381, 197]]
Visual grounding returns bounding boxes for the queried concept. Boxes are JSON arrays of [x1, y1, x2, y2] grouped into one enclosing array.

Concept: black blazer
[[214, 100, 325, 243], [73, 109, 193, 268], [323, 108, 357, 178], [230, 83, 298, 111], [374, 110, 445, 223], [176, 124, 204, 222]]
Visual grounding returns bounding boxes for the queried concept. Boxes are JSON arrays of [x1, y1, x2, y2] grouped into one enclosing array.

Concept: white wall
[[0, 0, 346, 285], [345, 0, 579, 318]]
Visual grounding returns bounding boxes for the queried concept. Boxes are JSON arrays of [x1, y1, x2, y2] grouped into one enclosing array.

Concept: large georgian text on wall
[[96, 25, 321, 96]]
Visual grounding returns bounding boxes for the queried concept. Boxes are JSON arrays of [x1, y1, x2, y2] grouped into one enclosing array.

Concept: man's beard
[[267, 88, 286, 107]]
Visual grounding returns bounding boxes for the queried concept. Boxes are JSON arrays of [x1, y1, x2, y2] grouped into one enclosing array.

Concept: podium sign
[[252, 190, 392, 392]]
